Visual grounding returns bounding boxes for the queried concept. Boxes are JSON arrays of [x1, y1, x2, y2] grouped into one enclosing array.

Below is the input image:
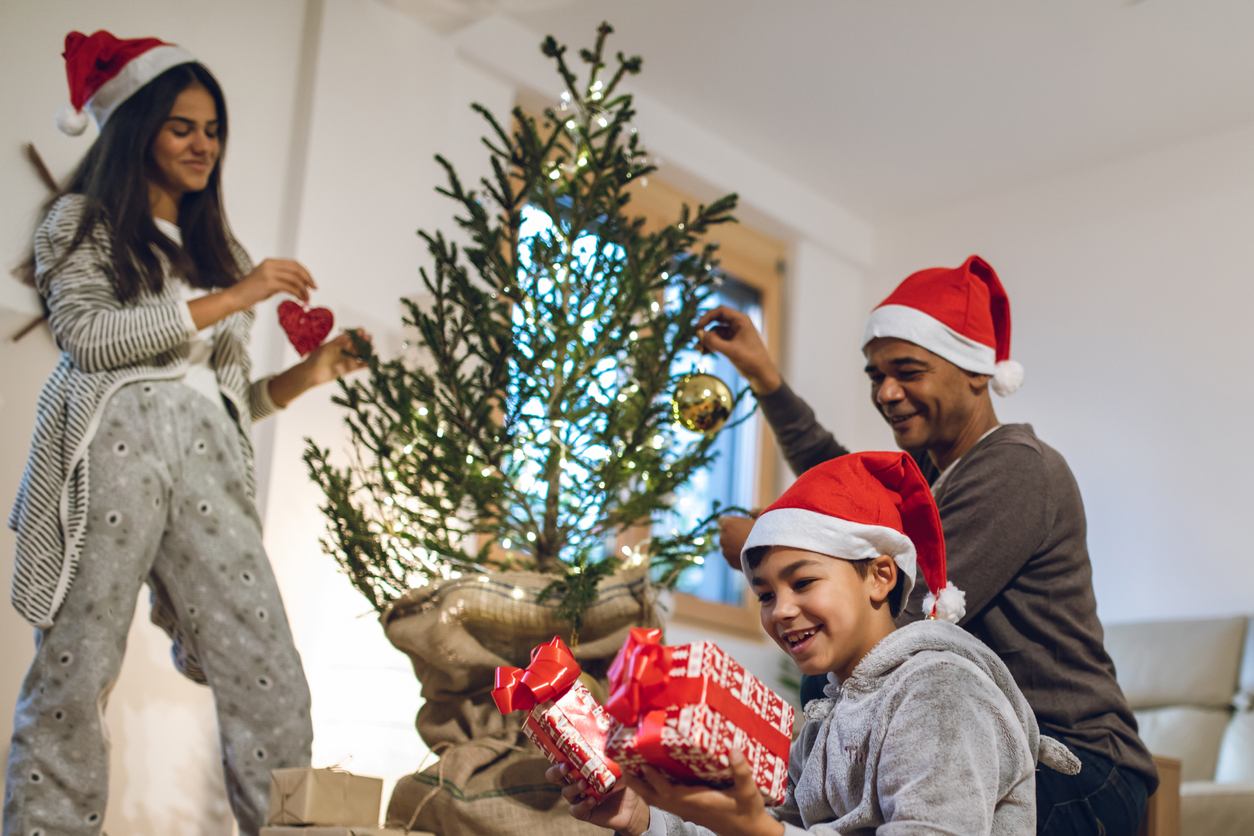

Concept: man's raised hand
[[718, 515, 754, 571], [696, 306, 782, 395]]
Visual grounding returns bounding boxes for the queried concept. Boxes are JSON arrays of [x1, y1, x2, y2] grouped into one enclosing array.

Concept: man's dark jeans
[[1038, 744, 1148, 836]]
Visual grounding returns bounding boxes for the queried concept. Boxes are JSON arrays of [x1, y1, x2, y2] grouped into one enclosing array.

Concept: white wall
[[868, 121, 1254, 625], [779, 240, 877, 480]]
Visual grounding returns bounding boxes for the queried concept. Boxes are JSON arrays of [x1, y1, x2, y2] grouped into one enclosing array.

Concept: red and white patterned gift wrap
[[603, 628, 794, 804], [492, 637, 621, 800], [520, 680, 620, 798]]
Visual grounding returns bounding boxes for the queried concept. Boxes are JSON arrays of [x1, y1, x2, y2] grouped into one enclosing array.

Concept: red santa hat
[[742, 451, 965, 623], [55, 30, 196, 136], [862, 255, 1023, 396]]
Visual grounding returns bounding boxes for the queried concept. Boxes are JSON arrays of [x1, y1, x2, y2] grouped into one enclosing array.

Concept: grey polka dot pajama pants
[[3, 381, 313, 836]]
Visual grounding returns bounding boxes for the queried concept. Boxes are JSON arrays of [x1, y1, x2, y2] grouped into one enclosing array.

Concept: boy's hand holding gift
[[492, 636, 621, 800], [548, 753, 782, 836], [546, 760, 651, 834]]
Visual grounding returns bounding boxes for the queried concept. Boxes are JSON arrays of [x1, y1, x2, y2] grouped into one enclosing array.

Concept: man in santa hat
[[698, 256, 1156, 836]]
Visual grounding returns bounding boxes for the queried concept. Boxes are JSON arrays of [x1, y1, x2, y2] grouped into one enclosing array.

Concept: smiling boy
[[553, 451, 1077, 836]]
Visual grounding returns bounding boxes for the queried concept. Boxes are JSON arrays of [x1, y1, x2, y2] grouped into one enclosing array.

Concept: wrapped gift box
[[267, 767, 383, 827], [521, 678, 621, 798], [604, 628, 794, 804], [493, 637, 621, 799]]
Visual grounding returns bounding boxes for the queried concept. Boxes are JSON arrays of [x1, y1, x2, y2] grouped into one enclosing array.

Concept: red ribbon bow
[[492, 637, 581, 715], [605, 627, 673, 724]]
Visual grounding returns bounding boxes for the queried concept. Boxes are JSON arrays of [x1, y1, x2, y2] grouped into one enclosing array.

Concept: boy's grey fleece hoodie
[[642, 621, 1079, 836]]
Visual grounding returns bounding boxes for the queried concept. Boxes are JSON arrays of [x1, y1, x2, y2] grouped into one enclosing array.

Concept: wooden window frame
[[624, 177, 785, 640]]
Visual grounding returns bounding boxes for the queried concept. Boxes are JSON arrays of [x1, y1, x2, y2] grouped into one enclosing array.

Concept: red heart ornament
[[278, 300, 334, 356]]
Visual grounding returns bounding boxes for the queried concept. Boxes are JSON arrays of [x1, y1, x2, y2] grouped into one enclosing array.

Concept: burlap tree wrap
[[382, 565, 659, 835]]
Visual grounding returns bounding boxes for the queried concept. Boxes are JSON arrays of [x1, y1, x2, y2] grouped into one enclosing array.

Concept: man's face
[[864, 337, 985, 453]]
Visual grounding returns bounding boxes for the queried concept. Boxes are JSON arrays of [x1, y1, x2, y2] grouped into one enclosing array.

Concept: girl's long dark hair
[[17, 62, 241, 302]]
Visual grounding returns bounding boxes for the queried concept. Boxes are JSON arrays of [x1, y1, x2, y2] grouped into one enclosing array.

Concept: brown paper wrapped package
[[267, 767, 383, 827]]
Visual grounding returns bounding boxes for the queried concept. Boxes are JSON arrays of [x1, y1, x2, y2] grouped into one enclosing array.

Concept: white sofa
[[1104, 615, 1254, 836]]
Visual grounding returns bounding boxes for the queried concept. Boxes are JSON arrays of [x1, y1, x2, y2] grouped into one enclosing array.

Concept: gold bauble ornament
[[671, 372, 733, 435]]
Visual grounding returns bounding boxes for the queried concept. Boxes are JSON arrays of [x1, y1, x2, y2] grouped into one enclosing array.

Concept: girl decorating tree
[[5, 31, 369, 836]]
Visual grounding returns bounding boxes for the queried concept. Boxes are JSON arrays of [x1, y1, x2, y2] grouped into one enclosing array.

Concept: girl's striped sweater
[[8, 194, 279, 627]]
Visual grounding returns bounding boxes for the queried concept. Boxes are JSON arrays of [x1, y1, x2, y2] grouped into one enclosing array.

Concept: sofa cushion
[[1105, 617, 1246, 709], [1215, 710, 1254, 783], [1180, 781, 1254, 836], [1134, 707, 1231, 782]]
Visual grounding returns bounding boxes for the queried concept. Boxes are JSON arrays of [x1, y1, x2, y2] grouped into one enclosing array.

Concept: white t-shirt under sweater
[[928, 424, 1001, 498], [154, 217, 227, 414]]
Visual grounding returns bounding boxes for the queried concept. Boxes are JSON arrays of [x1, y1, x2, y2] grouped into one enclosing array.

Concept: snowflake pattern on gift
[[605, 642, 793, 804], [525, 680, 621, 798]]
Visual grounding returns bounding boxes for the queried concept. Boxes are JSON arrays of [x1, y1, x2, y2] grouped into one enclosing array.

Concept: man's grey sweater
[[757, 382, 1158, 794], [644, 621, 1060, 836]]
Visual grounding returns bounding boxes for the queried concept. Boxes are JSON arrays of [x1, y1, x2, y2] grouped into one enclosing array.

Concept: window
[[620, 176, 785, 638], [664, 275, 763, 607]]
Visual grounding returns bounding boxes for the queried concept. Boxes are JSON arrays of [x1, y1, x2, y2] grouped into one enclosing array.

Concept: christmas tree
[[304, 23, 742, 641]]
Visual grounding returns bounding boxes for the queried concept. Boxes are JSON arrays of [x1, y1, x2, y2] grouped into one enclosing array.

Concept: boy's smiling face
[[750, 547, 899, 682]]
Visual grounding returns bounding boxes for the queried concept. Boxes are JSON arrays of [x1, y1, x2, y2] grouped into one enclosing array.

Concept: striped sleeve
[[37, 197, 194, 373], [249, 375, 282, 422]]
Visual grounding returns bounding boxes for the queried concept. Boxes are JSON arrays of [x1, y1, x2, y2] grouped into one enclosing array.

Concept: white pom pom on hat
[[54, 105, 89, 136], [861, 255, 1023, 397], [923, 581, 967, 624], [991, 359, 1024, 397]]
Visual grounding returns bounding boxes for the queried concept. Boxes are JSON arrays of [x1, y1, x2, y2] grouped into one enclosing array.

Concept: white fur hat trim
[[741, 507, 918, 601], [863, 304, 996, 375], [86, 44, 196, 129], [864, 304, 1024, 397]]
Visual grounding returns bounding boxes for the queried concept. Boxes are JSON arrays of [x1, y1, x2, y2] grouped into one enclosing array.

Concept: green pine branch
[[304, 22, 743, 634]]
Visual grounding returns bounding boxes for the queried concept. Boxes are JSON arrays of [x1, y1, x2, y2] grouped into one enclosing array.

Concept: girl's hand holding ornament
[[303, 329, 370, 386], [188, 258, 318, 330], [231, 258, 317, 308], [267, 328, 372, 408]]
